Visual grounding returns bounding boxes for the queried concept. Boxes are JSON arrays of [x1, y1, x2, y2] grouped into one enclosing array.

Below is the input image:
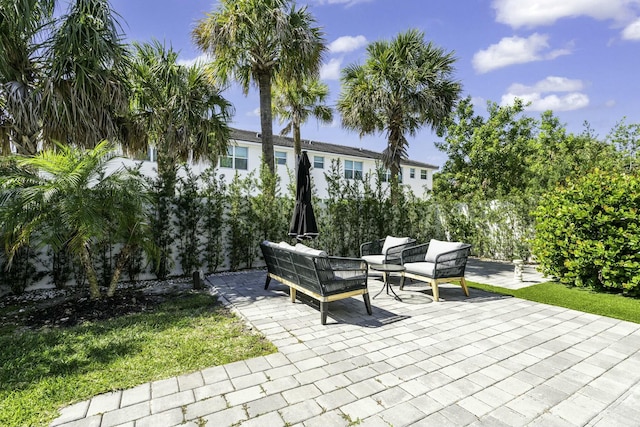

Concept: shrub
[[532, 169, 640, 295]]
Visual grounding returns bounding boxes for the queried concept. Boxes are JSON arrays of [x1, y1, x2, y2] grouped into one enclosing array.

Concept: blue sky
[[106, 0, 640, 168]]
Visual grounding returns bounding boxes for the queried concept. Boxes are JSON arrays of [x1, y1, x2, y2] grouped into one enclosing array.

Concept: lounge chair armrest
[[433, 245, 471, 265], [360, 239, 385, 256]]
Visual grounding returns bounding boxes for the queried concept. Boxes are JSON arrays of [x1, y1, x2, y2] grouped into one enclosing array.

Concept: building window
[[420, 169, 428, 180], [313, 156, 324, 169], [410, 168, 415, 179], [275, 151, 286, 165], [344, 160, 363, 180], [220, 146, 248, 170], [382, 168, 403, 183]]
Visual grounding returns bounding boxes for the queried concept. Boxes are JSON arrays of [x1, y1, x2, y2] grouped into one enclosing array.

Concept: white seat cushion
[[404, 262, 436, 277], [381, 236, 411, 255], [425, 239, 465, 262], [361, 254, 386, 265]]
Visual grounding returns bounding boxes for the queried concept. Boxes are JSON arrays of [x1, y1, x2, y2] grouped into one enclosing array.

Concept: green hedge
[[532, 169, 640, 295]]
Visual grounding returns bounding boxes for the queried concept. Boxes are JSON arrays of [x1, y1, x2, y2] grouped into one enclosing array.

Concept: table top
[[368, 263, 406, 272]]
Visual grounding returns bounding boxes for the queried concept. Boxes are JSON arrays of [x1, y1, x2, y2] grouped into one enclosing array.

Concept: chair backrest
[[381, 236, 413, 255]]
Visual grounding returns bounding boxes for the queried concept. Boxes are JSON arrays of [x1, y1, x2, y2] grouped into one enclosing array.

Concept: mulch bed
[[0, 278, 199, 331]]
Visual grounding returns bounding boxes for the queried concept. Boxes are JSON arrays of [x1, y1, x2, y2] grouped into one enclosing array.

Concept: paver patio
[[51, 261, 640, 427]]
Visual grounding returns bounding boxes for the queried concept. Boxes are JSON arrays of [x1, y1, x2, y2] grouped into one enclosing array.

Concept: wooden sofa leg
[[399, 273, 405, 290], [430, 280, 440, 302], [264, 275, 271, 290], [320, 302, 328, 325], [363, 293, 372, 315], [290, 288, 296, 303], [460, 277, 470, 297]]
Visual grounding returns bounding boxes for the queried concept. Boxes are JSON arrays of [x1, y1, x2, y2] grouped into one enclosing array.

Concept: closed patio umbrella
[[289, 151, 318, 240]]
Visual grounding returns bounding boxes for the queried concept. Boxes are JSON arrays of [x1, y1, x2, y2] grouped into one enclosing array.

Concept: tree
[[0, 141, 155, 299], [127, 41, 232, 279], [338, 29, 460, 200], [273, 76, 333, 155], [127, 40, 233, 193], [434, 97, 621, 202], [43, 0, 130, 149], [0, 0, 55, 155], [0, 0, 129, 155], [434, 97, 536, 201], [192, 0, 326, 172]]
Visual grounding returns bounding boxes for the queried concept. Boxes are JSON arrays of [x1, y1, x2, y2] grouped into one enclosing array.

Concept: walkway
[[52, 261, 640, 427]]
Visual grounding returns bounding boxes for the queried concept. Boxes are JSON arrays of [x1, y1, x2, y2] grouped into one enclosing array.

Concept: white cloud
[[622, 18, 640, 39], [247, 108, 260, 117], [508, 76, 585, 94], [492, 0, 631, 28], [320, 58, 342, 80], [501, 76, 589, 111], [177, 54, 210, 67], [328, 35, 368, 53], [472, 33, 570, 73]]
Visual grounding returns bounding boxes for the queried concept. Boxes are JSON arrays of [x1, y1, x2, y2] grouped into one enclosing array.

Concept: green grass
[[0, 293, 277, 427], [468, 281, 640, 324]]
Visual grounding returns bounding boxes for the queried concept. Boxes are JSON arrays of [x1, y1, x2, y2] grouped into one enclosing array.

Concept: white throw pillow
[[425, 239, 465, 262], [278, 241, 295, 251], [381, 236, 411, 255], [295, 243, 328, 257]]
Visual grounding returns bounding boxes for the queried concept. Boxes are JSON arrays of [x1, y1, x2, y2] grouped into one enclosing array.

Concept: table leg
[[386, 275, 402, 301]]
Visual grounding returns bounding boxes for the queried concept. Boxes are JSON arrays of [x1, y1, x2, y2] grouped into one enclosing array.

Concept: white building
[[142, 128, 438, 198]]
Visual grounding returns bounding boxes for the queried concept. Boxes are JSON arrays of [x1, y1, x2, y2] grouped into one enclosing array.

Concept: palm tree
[[0, 141, 154, 299], [272, 76, 333, 155], [337, 29, 461, 199], [0, 0, 55, 155], [192, 0, 326, 173], [43, 0, 130, 149], [127, 40, 232, 193], [0, 0, 129, 155], [127, 41, 232, 279]]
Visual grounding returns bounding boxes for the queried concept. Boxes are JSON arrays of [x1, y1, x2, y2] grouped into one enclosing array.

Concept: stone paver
[[50, 261, 640, 427]]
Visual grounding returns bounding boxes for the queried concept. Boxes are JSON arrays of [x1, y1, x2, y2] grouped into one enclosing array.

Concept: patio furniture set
[[259, 236, 472, 325]]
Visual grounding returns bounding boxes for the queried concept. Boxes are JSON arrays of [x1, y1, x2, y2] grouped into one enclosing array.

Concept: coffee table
[[369, 263, 405, 301]]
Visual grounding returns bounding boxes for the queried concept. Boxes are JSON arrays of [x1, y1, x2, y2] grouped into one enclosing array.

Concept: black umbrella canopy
[[289, 151, 318, 240]]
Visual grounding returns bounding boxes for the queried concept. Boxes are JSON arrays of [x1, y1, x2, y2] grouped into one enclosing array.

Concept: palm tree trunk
[[79, 244, 101, 299], [293, 121, 301, 155], [107, 245, 132, 297], [257, 71, 275, 173]]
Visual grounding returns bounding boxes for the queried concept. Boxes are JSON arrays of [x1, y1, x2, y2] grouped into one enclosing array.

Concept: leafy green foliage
[[174, 168, 204, 275], [0, 142, 155, 298], [435, 97, 620, 202], [200, 168, 227, 274], [532, 169, 640, 295]]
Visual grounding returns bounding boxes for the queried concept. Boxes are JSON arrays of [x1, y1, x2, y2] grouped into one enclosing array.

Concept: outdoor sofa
[[400, 239, 472, 301], [260, 240, 372, 325]]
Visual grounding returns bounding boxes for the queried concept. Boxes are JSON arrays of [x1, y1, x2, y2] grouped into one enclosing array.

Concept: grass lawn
[[468, 281, 640, 324], [0, 292, 277, 427]]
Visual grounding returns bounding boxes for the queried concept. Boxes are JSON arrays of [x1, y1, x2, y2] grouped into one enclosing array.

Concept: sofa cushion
[[404, 262, 436, 277], [294, 243, 328, 257], [361, 254, 386, 265], [278, 241, 296, 251], [381, 236, 411, 255], [425, 239, 466, 262]]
